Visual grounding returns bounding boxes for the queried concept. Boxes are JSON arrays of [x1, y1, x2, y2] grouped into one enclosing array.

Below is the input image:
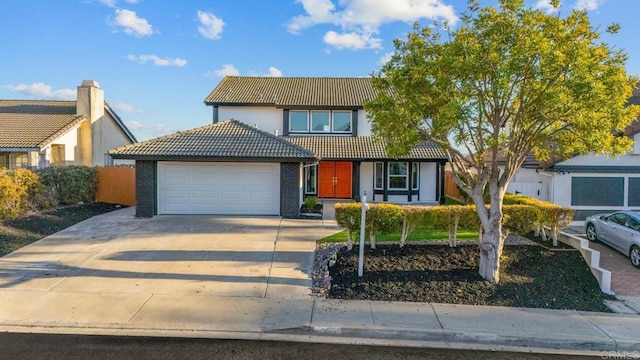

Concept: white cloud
[[378, 51, 393, 66], [288, 0, 458, 50], [111, 9, 153, 37], [197, 11, 224, 40], [111, 102, 140, 113], [211, 64, 283, 78], [213, 64, 240, 77], [574, 0, 602, 11], [4, 83, 75, 100], [264, 67, 283, 77], [97, 0, 117, 7], [323, 30, 382, 50], [535, 0, 561, 13], [127, 54, 187, 67], [95, 0, 138, 6]]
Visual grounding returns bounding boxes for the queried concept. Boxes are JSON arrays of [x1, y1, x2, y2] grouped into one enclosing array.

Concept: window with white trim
[[311, 111, 330, 132], [374, 162, 383, 190], [305, 164, 317, 194], [289, 111, 309, 132], [388, 162, 408, 190], [288, 110, 352, 134], [332, 111, 351, 132]]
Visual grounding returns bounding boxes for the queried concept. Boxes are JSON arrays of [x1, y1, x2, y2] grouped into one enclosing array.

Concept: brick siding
[[280, 162, 300, 218], [135, 160, 157, 218]]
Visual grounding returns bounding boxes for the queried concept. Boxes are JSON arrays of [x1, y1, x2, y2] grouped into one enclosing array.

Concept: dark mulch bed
[[524, 231, 575, 250], [0, 203, 124, 257], [328, 244, 614, 312]]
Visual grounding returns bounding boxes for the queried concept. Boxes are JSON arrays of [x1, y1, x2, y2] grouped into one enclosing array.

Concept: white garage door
[[158, 162, 280, 215]]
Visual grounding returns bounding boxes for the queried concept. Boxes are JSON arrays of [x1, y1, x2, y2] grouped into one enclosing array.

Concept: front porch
[[303, 160, 447, 206]]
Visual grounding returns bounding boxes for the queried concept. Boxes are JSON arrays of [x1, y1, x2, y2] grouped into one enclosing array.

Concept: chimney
[[76, 80, 105, 166]]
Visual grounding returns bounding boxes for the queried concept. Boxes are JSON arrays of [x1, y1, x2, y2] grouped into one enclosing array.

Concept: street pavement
[[0, 208, 638, 357]]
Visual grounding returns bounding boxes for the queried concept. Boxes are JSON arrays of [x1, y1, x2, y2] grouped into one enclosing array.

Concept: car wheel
[[586, 224, 598, 242], [630, 246, 640, 269]]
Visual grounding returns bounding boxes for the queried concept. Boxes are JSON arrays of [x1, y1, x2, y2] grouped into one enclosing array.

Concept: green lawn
[[318, 227, 479, 243]]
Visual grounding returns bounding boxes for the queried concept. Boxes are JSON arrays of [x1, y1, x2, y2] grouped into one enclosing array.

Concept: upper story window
[[332, 111, 351, 132], [290, 111, 309, 132], [289, 110, 352, 134], [311, 111, 330, 132]]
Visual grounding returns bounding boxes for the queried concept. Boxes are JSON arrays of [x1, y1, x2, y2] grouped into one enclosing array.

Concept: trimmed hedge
[[38, 165, 97, 205], [334, 195, 573, 247], [334, 202, 361, 250]]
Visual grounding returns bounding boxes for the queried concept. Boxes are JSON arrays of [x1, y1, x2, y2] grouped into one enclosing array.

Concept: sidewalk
[[0, 291, 638, 356]]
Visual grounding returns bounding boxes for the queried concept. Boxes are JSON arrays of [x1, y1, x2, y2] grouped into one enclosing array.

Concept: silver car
[[585, 211, 640, 268]]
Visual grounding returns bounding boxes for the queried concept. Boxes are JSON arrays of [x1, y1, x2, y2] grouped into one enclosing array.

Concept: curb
[[0, 323, 610, 357]]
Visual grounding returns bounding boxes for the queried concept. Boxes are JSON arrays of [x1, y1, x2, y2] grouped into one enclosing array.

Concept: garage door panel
[[158, 162, 281, 215]]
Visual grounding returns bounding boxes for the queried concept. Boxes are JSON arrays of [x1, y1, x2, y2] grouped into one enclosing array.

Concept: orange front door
[[318, 161, 352, 198]]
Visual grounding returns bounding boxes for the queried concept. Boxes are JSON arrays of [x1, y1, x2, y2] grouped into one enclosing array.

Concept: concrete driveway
[[0, 207, 341, 299]]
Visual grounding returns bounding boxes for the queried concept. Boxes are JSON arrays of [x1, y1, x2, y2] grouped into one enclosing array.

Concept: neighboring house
[[507, 92, 640, 224], [0, 80, 136, 169], [110, 76, 448, 218]]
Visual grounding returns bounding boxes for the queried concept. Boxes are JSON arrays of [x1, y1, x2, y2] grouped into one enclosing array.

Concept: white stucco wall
[[357, 110, 371, 136], [507, 168, 553, 201], [420, 162, 437, 202], [94, 112, 135, 166], [40, 123, 82, 166], [218, 106, 283, 135], [359, 162, 374, 198], [633, 133, 640, 154]]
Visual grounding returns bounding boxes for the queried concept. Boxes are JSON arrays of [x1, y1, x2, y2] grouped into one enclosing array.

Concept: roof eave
[[109, 154, 316, 162], [105, 103, 138, 142]]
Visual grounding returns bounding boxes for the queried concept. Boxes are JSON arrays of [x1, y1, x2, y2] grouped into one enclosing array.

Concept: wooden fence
[[444, 170, 464, 203], [95, 167, 136, 206]]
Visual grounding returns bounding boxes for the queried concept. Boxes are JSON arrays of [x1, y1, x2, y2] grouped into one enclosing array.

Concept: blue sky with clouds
[[0, 0, 637, 140]]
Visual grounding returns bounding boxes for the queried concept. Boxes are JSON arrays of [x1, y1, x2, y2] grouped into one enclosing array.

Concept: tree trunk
[[479, 230, 502, 283], [347, 231, 353, 250], [400, 219, 408, 248], [477, 186, 505, 284], [370, 231, 376, 249], [451, 215, 459, 247]]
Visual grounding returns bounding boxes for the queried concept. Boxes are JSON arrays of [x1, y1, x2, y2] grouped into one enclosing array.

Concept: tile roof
[[204, 76, 377, 108], [110, 119, 315, 160], [0, 100, 84, 148], [283, 136, 447, 160]]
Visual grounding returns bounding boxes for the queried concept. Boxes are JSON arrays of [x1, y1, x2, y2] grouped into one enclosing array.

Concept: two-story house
[[110, 77, 448, 218], [0, 80, 137, 168]]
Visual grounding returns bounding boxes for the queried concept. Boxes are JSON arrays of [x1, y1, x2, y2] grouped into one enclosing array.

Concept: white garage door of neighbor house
[[157, 162, 280, 215]]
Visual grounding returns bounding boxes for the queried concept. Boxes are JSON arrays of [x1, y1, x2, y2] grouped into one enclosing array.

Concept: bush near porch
[[328, 194, 573, 245]]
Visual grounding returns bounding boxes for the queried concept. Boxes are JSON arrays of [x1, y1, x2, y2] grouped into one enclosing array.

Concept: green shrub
[[0, 171, 28, 219], [366, 203, 404, 248], [303, 196, 318, 212], [430, 205, 478, 246], [502, 205, 539, 235], [38, 165, 97, 205], [400, 206, 432, 247], [503, 193, 574, 245], [334, 202, 362, 249]]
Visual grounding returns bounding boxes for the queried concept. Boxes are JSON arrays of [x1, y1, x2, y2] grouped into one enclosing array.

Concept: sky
[[1, 0, 638, 141]]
